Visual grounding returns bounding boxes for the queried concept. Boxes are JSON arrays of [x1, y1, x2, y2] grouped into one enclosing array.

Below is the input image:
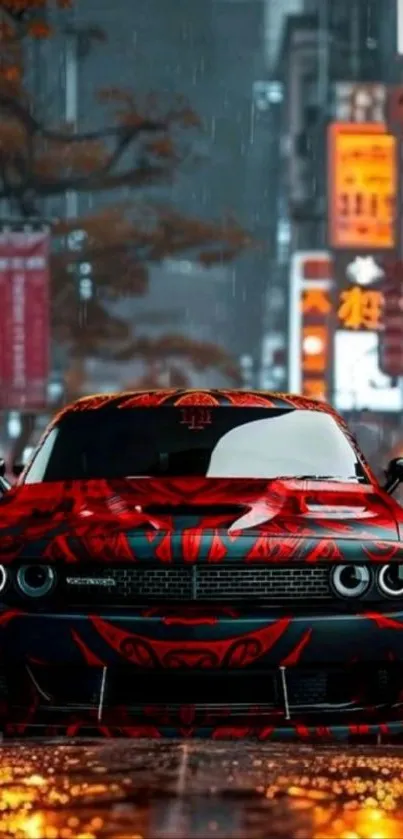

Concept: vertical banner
[[288, 252, 333, 401], [328, 122, 397, 250], [327, 109, 401, 414], [0, 229, 50, 410], [379, 259, 403, 376]]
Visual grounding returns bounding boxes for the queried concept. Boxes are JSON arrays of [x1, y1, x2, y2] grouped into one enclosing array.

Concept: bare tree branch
[[0, 92, 169, 143], [0, 163, 172, 201], [1, 0, 251, 434], [0, 4, 33, 39]]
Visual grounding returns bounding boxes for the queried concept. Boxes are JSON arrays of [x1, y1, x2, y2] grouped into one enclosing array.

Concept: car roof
[[55, 389, 338, 420]]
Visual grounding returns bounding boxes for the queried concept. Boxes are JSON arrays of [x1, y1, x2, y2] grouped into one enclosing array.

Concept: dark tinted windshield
[[23, 406, 366, 483]]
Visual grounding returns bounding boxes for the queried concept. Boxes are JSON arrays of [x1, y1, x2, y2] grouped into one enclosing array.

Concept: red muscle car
[[0, 388, 403, 741]]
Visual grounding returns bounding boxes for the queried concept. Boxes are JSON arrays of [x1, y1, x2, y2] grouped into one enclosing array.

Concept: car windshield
[[22, 407, 367, 484]]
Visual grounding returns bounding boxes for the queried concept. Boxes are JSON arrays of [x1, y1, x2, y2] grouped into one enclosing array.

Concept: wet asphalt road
[[1, 741, 403, 838]]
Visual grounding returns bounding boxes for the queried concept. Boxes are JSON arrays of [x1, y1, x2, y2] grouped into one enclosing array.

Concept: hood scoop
[[141, 504, 247, 517], [304, 503, 375, 519], [302, 491, 384, 520]]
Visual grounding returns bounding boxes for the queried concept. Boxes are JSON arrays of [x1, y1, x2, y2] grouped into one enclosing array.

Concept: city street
[[1, 739, 403, 838], [1, 2, 403, 838]]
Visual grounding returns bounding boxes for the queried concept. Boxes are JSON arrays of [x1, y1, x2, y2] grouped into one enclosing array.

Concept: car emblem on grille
[[66, 577, 116, 587]]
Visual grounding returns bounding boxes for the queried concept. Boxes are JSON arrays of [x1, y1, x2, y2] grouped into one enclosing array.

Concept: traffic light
[[378, 260, 403, 376]]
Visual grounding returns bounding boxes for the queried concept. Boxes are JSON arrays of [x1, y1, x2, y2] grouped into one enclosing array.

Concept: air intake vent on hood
[[142, 504, 246, 516]]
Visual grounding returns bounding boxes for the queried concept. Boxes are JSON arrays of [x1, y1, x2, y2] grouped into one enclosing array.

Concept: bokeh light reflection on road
[[1, 742, 403, 838]]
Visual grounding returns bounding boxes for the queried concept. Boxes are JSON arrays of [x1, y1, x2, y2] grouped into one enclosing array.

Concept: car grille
[[62, 565, 331, 603]]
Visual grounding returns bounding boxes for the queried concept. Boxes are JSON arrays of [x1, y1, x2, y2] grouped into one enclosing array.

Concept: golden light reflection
[[1, 744, 403, 838], [281, 753, 403, 839], [311, 803, 402, 839]]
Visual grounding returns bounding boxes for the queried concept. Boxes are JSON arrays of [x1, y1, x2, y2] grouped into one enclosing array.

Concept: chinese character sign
[[337, 287, 383, 330], [301, 289, 332, 316], [300, 286, 332, 401], [288, 252, 333, 399], [0, 230, 50, 410], [328, 123, 396, 249]]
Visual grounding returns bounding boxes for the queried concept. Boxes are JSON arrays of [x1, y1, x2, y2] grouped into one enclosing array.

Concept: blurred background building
[[272, 0, 403, 471], [37, 0, 274, 388], [2, 0, 403, 475]]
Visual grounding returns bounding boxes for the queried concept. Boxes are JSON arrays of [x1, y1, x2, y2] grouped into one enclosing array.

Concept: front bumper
[[1, 604, 403, 667], [2, 605, 403, 740]]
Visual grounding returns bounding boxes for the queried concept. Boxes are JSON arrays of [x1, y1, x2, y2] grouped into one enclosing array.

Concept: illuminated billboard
[[328, 123, 396, 250], [288, 252, 333, 400], [334, 330, 402, 412], [337, 285, 383, 330], [333, 251, 385, 331]]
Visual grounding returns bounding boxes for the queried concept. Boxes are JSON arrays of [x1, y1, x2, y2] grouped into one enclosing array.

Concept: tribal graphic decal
[[0, 474, 401, 562], [0, 390, 403, 741], [2, 606, 403, 667]]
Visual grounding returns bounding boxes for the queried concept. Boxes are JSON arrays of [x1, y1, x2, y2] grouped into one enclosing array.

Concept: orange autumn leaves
[[0, 1, 72, 88], [0, 0, 251, 394]]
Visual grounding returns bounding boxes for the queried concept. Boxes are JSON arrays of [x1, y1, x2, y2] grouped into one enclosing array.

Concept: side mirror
[[0, 459, 5, 478], [12, 462, 25, 478], [384, 457, 403, 494]]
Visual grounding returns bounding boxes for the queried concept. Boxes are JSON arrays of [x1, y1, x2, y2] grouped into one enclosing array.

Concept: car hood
[[0, 476, 399, 563]]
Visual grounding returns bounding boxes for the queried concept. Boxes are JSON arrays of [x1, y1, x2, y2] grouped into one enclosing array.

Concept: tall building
[[275, 0, 398, 257], [39, 0, 274, 389], [274, 0, 402, 458]]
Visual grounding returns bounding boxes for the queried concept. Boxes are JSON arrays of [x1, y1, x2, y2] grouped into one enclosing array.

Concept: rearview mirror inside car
[[383, 457, 403, 495]]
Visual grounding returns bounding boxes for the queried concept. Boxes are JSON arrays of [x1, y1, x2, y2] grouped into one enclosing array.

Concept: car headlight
[[331, 564, 370, 598], [0, 565, 7, 593], [16, 565, 55, 598], [378, 564, 403, 597]]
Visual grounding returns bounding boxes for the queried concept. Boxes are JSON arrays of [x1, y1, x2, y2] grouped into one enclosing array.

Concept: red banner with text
[[0, 230, 50, 410]]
